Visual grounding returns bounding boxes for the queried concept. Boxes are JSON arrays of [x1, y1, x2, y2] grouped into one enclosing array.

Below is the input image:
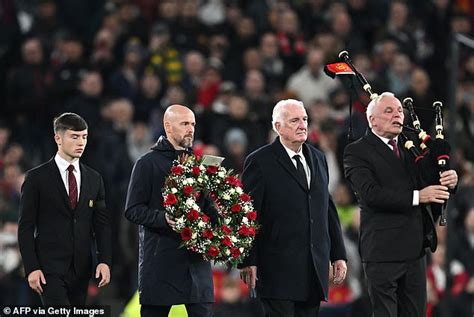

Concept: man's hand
[[240, 266, 257, 289], [165, 213, 176, 230], [95, 263, 110, 288], [439, 170, 458, 190], [419, 185, 449, 204], [28, 270, 46, 294], [332, 260, 347, 285]]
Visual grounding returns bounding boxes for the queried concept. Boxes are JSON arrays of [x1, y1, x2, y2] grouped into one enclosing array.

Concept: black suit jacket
[[239, 138, 346, 302], [18, 158, 111, 278], [343, 130, 438, 262]]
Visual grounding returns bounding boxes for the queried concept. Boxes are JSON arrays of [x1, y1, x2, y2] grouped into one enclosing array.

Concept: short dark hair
[[53, 113, 88, 133]]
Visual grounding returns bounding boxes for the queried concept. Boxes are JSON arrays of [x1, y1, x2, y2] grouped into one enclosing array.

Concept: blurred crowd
[[0, 0, 473, 316]]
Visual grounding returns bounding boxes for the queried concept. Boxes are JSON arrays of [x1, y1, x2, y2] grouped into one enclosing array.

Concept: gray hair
[[366, 92, 395, 128], [272, 99, 305, 133]]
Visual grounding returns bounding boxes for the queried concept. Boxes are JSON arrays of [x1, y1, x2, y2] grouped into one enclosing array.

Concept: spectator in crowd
[[286, 46, 340, 105], [239, 99, 347, 317], [18, 113, 111, 305]]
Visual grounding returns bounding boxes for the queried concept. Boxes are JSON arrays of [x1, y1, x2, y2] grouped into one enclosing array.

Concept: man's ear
[[164, 120, 171, 134], [54, 133, 61, 145], [274, 122, 281, 133]]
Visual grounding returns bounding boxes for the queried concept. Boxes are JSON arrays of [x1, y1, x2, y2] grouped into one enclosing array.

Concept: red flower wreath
[[162, 155, 259, 266]]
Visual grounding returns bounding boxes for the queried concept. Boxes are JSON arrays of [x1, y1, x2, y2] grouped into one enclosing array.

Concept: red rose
[[164, 193, 177, 206], [171, 165, 183, 175], [238, 225, 249, 236], [221, 236, 232, 247], [183, 185, 193, 196], [192, 166, 201, 176], [201, 214, 210, 222], [230, 247, 241, 259], [206, 166, 218, 174], [207, 246, 220, 257], [240, 193, 251, 202], [180, 228, 193, 241], [225, 176, 241, 187], [221, 225, 232, 235], [246, 211, 257, 221], [231, 204, 241, 213], [248, 226, 256, 236], [186, 209, 200, 221], [202, 229, 214, 239]]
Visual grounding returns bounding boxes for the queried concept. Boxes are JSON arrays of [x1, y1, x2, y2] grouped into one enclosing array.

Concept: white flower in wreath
[[242, 205, 250, 212], [183, 179, 188, 185], [199, 165, 205, 170], [193, 203, 199, 210], [197, 177, 203, 183], [225, 217, 231, 225], [239, 247, 244, 253], [226, 249, 231, 256], [171, 188, 178, 194], [198, 220, 206, 228], [186, 178, 195, 184], [231, 236, 238, 243], [192, 232, 197, 240], [218, 171, 225, 178], [186, 198, 195, 207], [229, 188, 235, 195], [222, 193, 231, 200], [236, 187, 243, 194], [242, 217, 249, 225]]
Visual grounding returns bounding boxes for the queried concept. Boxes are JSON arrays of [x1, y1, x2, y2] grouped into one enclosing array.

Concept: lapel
[[365, 130, 408, 177], [48, 158, 73, 212], [271, 138, 309, 192], [302, 143, 319, 191], [76, 163, 88, 210]]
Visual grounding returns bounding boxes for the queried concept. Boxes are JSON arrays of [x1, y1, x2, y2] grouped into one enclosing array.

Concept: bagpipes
[[325, 51, 451, 225]]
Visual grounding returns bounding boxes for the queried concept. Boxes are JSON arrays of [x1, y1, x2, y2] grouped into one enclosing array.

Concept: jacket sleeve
[[17, 172, 41, 276], [343, 143, 413, 212], [238, 154, 265, 268], [93, 175, 112, 266], [124, 157, 168, 230]]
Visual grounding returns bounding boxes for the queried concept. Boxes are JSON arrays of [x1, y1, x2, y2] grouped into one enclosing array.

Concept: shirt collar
[[281, 141, 304, 160], [55, 153, 80, 172], [371, 129, 397, 146]]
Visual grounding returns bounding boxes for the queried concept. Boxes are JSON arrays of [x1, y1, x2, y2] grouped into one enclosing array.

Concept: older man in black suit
[[343, 92, 458, 316], [239, 99, 347, 317], [18, 113, 111, 305]]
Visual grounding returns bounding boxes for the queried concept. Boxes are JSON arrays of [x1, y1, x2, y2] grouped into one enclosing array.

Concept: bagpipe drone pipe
[[324, 50, 451, 225]]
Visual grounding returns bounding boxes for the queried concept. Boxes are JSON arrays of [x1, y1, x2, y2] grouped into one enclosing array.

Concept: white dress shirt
[[54, 153, 81, 197]]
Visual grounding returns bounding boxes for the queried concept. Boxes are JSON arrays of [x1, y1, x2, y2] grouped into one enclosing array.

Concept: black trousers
[[261, 298, 319, 317], [40, 266, 89, 305], [363, 257, 426, 317], [140, 303, 213, 317]]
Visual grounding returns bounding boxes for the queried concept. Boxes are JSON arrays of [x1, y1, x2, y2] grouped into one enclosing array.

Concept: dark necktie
[[388, 139, 400, 158], [293, 155, 308, 189], [68, 165, 78, 209]]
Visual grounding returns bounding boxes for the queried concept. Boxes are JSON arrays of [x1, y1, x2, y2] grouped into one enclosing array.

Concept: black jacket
[[124, 136, 214, 305], [18, 158, 111, 278], [239, 137, 346, 302], [343, 130, 439, 262]]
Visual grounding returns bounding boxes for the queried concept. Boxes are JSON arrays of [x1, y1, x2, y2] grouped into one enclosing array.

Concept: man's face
[[55, 129, 87, 161], [168, 112, 195, 149], [276, 104, 308, 148], [370, 95, 404, 139]]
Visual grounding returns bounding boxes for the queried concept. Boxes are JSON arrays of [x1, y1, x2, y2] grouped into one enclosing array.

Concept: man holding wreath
[[125, 104, 214, 317]]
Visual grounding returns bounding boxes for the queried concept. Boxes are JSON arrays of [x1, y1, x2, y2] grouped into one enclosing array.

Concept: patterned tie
[[67, 165, 78, 209], [293, 155, 308, 189], [388, 139, 400, 158]]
